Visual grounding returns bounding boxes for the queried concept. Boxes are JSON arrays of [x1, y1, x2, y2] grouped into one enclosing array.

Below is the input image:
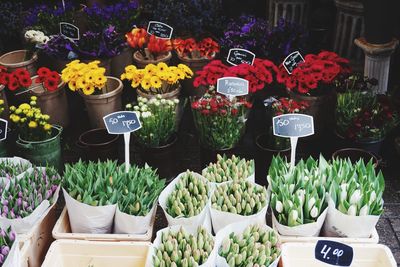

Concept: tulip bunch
[[126, 28, 172, 60], [153, 226, 214, 267], [326, 158, 384, 216], [0, 67, 32, 92], [173, 37, 219, 59], [126, 95, 179, 147], [219, 224, 280, 267], [61, 60, 107, 95], [0, 160, 30, 177], [9, 96, 52, 142], [63, 160, 119, 206], [117, 165, 165, 216], [121, 63, 193, 94], [268, 156, 328, 226], [211, 181, 267, 215], [191, 87, 252, 150], [166, 171, 209, 218], [0, 226, 16, 266], [0, 167, 61, 219], [202, 154, 254, 183]]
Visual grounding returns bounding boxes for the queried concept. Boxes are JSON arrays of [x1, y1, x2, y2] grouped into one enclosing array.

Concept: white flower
[[133, 106, 140, 111], [340, 183, 348, 191], [289, 184, 295, 193], [156, 94, 162, 100], [297, 189, 305, 205], [275, 200, 283, 213], [154, 101, 160, 106], [347, 204, 357, 216], [359, 204, 369, 216], [308, 197, 316, 210], [289, 209, 298, 221], [126, 104, 132, 109], [173, 99, 179, 104], [141, 111, 152, 118], [140, 106, 147, 112], [340, 190, 347, 202], [310, 206, 319, 218], [349, 189, 362, 205], [369, 191, 376, 205], [303, 175, 309, 181], [160, 99, 166, 104]]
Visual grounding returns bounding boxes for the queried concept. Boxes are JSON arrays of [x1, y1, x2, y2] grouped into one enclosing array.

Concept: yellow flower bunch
[[61, 60, 107, 95], [0, 99, 4, 116], [121, 63, 193, 94], [9, 96, 52, 141]]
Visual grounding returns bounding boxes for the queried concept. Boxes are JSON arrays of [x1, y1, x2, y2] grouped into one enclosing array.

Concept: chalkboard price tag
[[217, 77, 249, 97], [60, 22, 80, 40], [103, 111, 141, 135], [147, 21, 173, 39], [283, 51, 305, 74], [272, 113, 314, 138], [315, 240, 354, 266], [227, 48, 255, 66], [0, 119, 7, 141]]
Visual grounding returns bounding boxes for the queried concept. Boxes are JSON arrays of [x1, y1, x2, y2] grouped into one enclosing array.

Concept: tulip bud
[[359, 204, 369, 216], [349, 189, 362, 205], [347, 204, 357, 216], [310, 206, 319, 218], [275, 200, 283, 213], [308, 197, 316, 210]]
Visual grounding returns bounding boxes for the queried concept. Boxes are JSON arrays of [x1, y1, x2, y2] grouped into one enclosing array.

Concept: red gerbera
[[44, 78, 58, 92], [37, 67, 51, 78], [19, 75, 32, 88], [7, 76, 19, 91]]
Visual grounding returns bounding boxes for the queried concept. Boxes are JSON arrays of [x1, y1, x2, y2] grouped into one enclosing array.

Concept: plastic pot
[[78, 128, 119, 161], [0, 50, 38, 76]]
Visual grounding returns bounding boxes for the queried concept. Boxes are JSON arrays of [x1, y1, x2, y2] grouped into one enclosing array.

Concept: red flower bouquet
[[193, 59, 279, 94], [173, 37, 219, 59], [276, 51, 351, 95], [126, 28, 172, 60], [191, 86, 252, 150]]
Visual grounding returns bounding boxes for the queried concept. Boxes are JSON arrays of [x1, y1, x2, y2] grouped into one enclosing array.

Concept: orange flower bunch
[[173, 37, 219, 59], [126, 28, 172, 59]]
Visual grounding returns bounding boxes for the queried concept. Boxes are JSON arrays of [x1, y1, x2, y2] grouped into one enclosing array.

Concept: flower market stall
[[0, 0, 399, 267]]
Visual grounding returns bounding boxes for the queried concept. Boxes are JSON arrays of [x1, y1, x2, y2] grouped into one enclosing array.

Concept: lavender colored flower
[[1, 245, 9, 256], [0, 227, 15, 265]]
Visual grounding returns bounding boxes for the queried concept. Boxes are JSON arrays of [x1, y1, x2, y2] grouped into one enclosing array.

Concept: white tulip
[[310, 206, 319, 218], [340, 183, 348, 191], [349, 189, 362, 205], [359, 204, 369, 216], [289, 209, 298, 221], [369, 191, 376, 205], [308, 197, 316, 210], [297, 189, 305, 205], [347, 204, 357, 216], [289, 184, 295, 193], [340, 190, 347, 202], [275, 200, 283, 213]]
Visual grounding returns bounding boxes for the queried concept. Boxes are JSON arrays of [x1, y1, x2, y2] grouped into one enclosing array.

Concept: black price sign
[[0, 119, 7, 141], [273, 113, 314, 138], [60, 22, 80, 40], [147, 21, 173, 39], [103, 111, 141, 135], [227, 48, 255, 66], [315, 240, 354, 266], [283, 51, 305, 74], [217, 77, 249, 97]]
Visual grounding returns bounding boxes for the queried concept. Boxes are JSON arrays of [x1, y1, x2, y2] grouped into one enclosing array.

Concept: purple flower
[[9, 231, 15, 242], [2, 206, 8, 215], [0, 254, 4, 264], [1, 200, 7, 206], [1, 245, 9, 256], [0, 229, 5, 237]]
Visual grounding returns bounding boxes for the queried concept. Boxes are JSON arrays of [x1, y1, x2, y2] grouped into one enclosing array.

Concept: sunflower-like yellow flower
[[150, 76, 162, 89], [141, 78, 152, 90], [28, 121, 37, 128]]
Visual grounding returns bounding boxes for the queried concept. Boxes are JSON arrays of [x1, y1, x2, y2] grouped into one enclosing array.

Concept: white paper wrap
[[113, 202, 156, 234], [0, 167, 60, 234], [0, 157, 32, 184], [159, 172, 212, 232], [145, 225, 217, 267], [214, 220, 280, 267], [272, 207, 328, 237], [323, 199, 380, 238], [63, 188, 116, 234], [210, 182, 269, 233], [3, 235, 21, 267]]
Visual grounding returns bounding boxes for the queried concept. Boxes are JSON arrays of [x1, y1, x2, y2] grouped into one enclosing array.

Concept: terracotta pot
[[0, 50, 37, 76], [133, 50, 172, 69], [287, 88, 336, 138], [30, 75, 70, 128], [178, 55, 211, 97], [79, 76, 123, 129], [111, 47, 133, 78], [78, 128, 119, 161], [0, 86, 9, 120]]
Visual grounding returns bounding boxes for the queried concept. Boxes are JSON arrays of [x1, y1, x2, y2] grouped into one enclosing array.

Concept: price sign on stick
[[147, 21, 173, 39], [217, 77, 249, 100], [103, 111, 141, 173], [272, 113, 314, 167], [283, 51, 305, 74], [315, 240, 354, 266], [0, 119, 7, 141], [60, 22, 80, 40], [227, 48, 255, 66]]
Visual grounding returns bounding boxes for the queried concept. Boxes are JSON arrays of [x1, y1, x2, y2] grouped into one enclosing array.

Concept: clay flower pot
[[0, 50, 38, 76], [133, 49, 172, 69]]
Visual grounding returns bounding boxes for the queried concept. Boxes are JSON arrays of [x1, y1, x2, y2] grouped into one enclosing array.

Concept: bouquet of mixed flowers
[[265, 97, 309, 150], [126, 95, 179, 147], [276, 51, 351, 95], [9, 97, 52, 142], [173, 37, 219, 60], [191, 86, 252, 150], [84, 0, 140, 33], [336, 91, 398, 141], [126, 28, 172, 61], [0, 166, 61, 220], [193, 59, 278, 94], [61, 60, 107, 95], [121, 63, 192, 94]]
